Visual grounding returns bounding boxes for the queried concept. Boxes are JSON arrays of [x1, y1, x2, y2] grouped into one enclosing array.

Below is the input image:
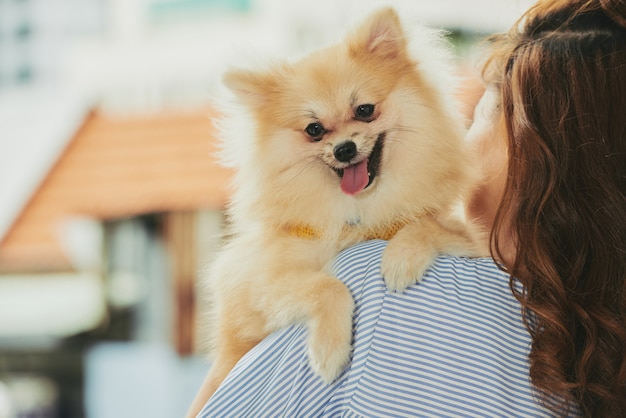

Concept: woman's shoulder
[[327, 241, 554, 417], [333, 240, 526, 351], [334, 239, 509, 294], [336, 239, 501, 269]]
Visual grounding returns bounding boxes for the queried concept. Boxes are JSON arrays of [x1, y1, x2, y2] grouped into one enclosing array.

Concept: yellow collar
[[283, 223, 323, 240], [283, 220, 406, 241]]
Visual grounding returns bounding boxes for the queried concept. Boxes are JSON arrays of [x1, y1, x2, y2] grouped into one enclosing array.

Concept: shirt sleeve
[[197, 240, 580, 418]]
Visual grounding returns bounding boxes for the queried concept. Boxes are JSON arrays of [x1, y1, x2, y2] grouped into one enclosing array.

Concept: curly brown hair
[[486, 0, 626, 416]]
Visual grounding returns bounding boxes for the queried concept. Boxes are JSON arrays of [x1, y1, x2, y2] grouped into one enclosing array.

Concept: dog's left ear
[[348, 7, 407, 60], [223, 68, 280, 108]]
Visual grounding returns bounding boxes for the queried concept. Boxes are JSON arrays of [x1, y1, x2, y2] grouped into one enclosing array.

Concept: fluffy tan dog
[[199, 6, 484, 405]]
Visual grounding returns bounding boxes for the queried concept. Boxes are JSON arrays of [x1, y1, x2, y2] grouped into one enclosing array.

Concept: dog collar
[[283, 224, 323, 240], [282, 220, 406, 241]]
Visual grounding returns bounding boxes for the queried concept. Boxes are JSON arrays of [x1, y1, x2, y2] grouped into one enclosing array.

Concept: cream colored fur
[[201, 7, 485, 401]]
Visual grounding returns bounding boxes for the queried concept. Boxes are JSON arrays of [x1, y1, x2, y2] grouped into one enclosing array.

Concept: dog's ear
[[348, 7, 407, 60], [223, 69, 280, 107]]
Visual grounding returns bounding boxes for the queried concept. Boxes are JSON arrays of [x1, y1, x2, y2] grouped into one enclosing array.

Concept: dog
[[201, 6, 485, 401]]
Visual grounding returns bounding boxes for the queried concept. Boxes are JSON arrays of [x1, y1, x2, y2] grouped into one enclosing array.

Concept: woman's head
[[496, 0, 626, 258], [480, 0, 626, 416]]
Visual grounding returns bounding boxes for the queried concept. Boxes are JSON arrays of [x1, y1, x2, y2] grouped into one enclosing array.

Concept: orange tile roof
[[0, 109, 233, 273]]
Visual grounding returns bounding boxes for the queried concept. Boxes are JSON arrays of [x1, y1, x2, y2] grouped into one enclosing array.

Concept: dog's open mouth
[[334, 132, 385, 196]]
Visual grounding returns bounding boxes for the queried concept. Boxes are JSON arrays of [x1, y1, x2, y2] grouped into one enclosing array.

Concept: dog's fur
[[202, 7, 485, 399]]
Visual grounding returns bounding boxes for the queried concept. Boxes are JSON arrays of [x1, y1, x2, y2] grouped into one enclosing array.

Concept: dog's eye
[[354, 104, 375, 120], [305, 122, 325, 141]]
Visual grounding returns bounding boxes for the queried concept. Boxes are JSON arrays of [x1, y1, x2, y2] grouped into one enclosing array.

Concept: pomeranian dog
[[199, 6, 484, 403]]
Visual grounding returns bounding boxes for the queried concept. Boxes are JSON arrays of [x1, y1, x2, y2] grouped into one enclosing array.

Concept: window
[[148, 0, 252, 22]]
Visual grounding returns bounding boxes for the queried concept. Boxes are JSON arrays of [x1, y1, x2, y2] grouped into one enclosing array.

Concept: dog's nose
[[334, 141, 357, 163]]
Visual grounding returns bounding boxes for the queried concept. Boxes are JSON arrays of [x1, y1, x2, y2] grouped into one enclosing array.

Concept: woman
[[190, 0, 626, 416], [480, 0, 626, 415]]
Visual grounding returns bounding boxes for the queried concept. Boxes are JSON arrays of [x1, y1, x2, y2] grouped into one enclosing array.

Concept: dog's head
[[221, 7, 467, 209]]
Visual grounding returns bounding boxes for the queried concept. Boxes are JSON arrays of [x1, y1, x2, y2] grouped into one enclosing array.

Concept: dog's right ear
[[348, 7, 407, 61], [223, 69, 279, 108]]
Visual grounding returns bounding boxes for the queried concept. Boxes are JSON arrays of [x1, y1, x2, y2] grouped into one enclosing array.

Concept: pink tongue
[[340, 159, 369, 195]]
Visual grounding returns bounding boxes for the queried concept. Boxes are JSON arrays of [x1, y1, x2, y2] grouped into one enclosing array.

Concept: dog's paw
[[381, 238, 437, 293], [308, 330, 353, 384], [306, 281, 354, 383]]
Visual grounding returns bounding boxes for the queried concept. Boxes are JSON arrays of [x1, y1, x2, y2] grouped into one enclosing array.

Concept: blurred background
[[0, 0, 532, 417]]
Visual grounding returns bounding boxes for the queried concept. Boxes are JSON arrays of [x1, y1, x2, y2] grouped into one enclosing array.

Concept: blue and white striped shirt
[[198, 240, 581, 418]]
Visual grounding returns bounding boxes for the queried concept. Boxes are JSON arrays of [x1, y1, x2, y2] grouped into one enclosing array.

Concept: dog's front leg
[[258, 268, 355, 384], [381, 213, 486, 292], [381, 218, 440, 292]]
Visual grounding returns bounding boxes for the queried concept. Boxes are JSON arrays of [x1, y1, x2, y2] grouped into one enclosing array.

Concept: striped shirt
[[198, 240, 582, 418]]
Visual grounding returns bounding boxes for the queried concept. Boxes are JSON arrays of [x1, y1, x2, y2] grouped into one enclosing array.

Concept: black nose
[[334, 141, 357, 162]]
